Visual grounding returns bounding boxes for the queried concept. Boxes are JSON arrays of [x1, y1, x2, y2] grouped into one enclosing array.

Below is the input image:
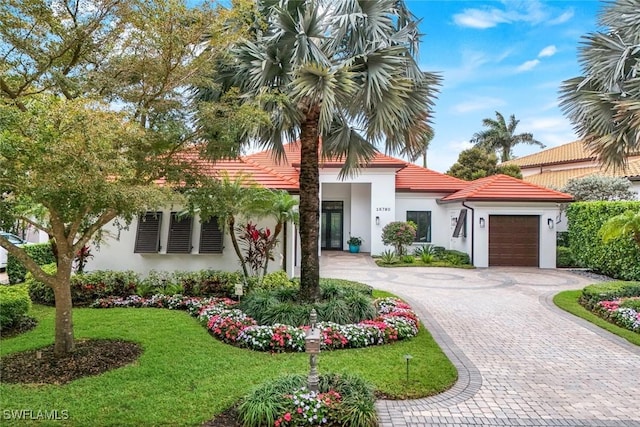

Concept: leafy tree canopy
[[561, 175, 637, 201], [446, 147, 522, 181], [0, 0, 244, 355]]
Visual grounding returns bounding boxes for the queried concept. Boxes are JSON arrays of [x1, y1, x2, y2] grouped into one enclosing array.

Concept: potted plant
[[347, 235, 363, 253]]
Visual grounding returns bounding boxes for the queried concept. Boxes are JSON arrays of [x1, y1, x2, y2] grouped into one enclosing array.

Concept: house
[[501, 140, 640, 194], [91, 143, 573, 276]]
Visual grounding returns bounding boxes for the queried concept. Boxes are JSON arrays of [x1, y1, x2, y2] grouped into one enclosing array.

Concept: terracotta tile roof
[[176, 143, 572, 201], [396, 163, 467, 192], [170, 148, 299, 190], [244, 143, 465, 192], [503, 140, 595, 168], [440, 174, 574, 203], [522, 156, 640, 189]]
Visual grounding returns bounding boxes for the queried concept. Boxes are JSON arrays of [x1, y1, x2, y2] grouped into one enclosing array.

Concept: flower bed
[[92, 295, 419, 352], [593, 297, 640, 333]]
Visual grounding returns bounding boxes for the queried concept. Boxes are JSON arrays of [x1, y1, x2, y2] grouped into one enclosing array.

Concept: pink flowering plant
[[274, 388, 342, 427], [92, 294, 419, 352], [595, 297, 640, 332]]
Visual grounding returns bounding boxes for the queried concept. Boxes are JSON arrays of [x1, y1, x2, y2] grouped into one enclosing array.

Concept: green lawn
[[1, 298, 457, 426], [553, 290, 640, 346]]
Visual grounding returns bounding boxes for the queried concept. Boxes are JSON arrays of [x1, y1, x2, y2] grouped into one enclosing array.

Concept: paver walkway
[[319, 253, 640, 427]]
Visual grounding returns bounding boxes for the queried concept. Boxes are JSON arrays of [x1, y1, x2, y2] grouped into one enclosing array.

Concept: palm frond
[[322, 119, 377, 179]]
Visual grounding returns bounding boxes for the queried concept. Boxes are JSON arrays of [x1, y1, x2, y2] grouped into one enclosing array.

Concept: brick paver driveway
[[320, 253, 640, 427]]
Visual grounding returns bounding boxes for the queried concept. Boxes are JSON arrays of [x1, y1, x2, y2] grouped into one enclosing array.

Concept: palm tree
[[471, 111, 544, 162], [203, 0, 440, 301], [560, 0, 640, 169], [259, 191, 299, 278], [187, 171, 268, 279], [600, 210, 640, 247]]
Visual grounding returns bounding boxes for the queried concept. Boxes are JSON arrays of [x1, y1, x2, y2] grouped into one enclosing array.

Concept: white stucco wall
[[448, 207, 472, 255], [319, 168, 396, 255], [90, 210, 285, 276], [394, 193, 454, 253], [466, 202, 561, 268]]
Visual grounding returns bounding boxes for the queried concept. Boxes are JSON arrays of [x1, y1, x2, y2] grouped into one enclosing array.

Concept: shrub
[[0, 284, 32, 330], [439, 249, 470, 265], [26, 265, 140, 306], [379, 249, 399, 265], [556, 246, 575, 268], [556, 231, 570, 247], [258, 270, 296, 290], [401, 255, 415, 264], [621, 298, 640, 311], [567, 201, 640, 280], [240, 279, 377, 326], [7, 243, 55, 284], [381, 221, 417, 255], [238, 373, 377, 427], [177, 270, 242, 298], [580, 281, 640, 311], [25, 263, 57, 305]]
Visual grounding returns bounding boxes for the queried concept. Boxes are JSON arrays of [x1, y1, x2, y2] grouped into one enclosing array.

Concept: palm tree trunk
[[298, 109, 321, 302], [228, 215, 249, 279]]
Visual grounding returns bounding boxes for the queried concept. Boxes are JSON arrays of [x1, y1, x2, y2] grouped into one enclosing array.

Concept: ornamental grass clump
[[238, 373, 377, 427]]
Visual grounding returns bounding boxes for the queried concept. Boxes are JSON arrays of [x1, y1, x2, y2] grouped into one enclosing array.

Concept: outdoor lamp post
[[305, 309, 321, 392]]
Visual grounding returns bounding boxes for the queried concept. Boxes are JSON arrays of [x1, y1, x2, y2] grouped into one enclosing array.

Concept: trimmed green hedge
[[567, 201, 640, 280], [7, 242, 55, 284], [0, 284, 32, 330], [26, 267, 259, 305], [556, 246, 575, 268], [580, 281, 640, 311]]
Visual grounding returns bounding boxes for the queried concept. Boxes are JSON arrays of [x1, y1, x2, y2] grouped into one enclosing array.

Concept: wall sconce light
[[375, 216, 380, 225], [479, 217, 486, 228], [547, 218, 554, 229]]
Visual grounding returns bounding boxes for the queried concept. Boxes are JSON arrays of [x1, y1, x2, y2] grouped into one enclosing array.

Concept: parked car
[[0, 232, 27, 270]]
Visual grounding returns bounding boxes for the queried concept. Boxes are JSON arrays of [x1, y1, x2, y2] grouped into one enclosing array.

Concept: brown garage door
[[489, 215, 539, 267]]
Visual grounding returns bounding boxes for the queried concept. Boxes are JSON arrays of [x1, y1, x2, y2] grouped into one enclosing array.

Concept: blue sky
[[405, 0, 602, 172]]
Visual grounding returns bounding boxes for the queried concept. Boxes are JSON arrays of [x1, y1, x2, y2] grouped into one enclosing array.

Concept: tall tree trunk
[[298, 109, 321, 302], [52, 259, 75, 356], [502, 146, 510, 163], [228, 215, 249, 279]]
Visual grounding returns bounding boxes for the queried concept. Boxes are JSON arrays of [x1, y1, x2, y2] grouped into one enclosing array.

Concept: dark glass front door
[[321, 201, 343, 250]]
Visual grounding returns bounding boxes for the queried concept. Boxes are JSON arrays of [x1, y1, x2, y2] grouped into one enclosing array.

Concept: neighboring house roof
[[502, 140, 595, 168], [501, 140, 640, 189], [524, 157, 640, 189], [440, 174, 574, 203]]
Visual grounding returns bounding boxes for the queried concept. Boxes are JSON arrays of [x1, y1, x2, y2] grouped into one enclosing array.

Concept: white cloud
[[516, 59, 540, 72], [523, 117, 569, 133], [452, 97, 506, 114], [450, 140, 475, 152], [538, 45, 557, 58], [453, 1, 575, 29], [548, 9, 575, 25], [453, 8, 509, 29]]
